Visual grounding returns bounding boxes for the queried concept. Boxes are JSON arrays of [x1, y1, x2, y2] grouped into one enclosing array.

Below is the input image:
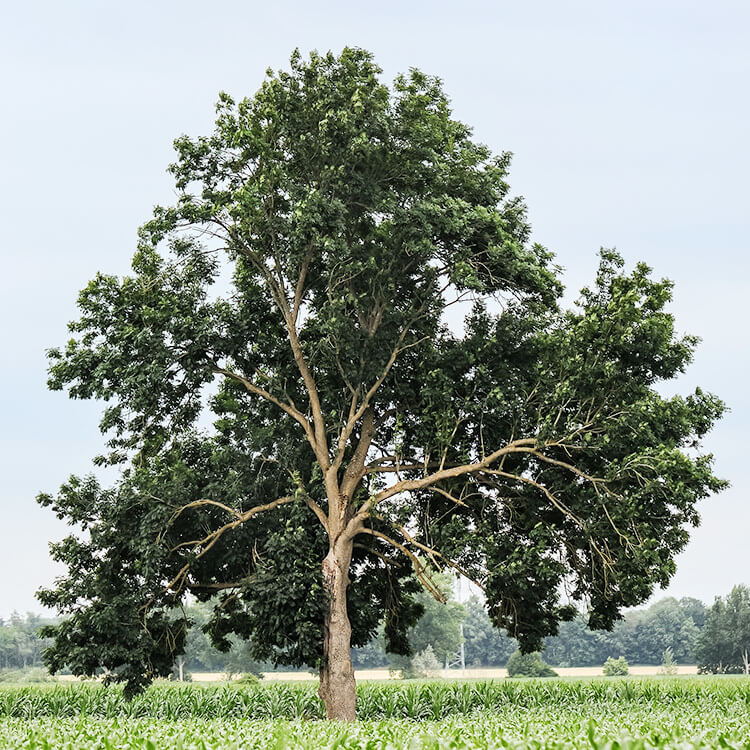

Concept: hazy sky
[[1, 1, 748, 619]]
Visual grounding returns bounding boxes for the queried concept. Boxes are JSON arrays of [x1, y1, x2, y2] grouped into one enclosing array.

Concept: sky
[[1, 0, 748, 619]]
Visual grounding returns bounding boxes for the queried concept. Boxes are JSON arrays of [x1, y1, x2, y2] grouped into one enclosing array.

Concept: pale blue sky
[[1, 0, 748, 618]]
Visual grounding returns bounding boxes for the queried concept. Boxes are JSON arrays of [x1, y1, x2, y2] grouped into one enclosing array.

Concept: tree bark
[[318, 543, 357, 721]]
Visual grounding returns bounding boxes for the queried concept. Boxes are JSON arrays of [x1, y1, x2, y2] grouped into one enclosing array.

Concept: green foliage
[[543, 596, 705, 667], [506, 650, 557, 678], [0, 613, 52, 672], [695, 584, 750, 674], [39, 46, 726, 697], [602, 656, 629, 676], [405, 574, 464, 663], [386, 571, 463, 676]]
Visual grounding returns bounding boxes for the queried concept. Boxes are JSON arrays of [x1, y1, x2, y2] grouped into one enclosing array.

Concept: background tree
[[631, 598, 699, 664], [38, 48, 725, 720], [695, 585, 750, 674], [506, 650, 556, 678], [387, 572, 464, 673], [678, 597, 707, 631], [542, 615, 608, 667], [0, 613, 53, 672], [401, 574, 465, 667], [462, 595, 515, 667]]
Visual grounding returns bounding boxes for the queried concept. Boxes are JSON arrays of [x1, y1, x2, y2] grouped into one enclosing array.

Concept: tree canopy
[[38, 48, 725, 718]]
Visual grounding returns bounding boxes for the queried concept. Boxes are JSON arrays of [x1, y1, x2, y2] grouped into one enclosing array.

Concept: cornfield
[[0, 677, 748, 748]]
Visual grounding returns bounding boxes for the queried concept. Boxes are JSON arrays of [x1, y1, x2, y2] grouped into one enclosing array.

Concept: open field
[[184, 666, 700, 682], [1, 677, 749, 748]]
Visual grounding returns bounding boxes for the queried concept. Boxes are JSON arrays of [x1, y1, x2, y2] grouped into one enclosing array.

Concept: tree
[[38, 48, 725, 720], [695, 585, 750, 674], [602, 656, 629, 676], [543, 615, 607, 667], [403, 574, 465, 667], [678, 597, 707, 631], [630, 597, 699, 664], [463, 595, 515, 666], [506, 650, 556, 678]]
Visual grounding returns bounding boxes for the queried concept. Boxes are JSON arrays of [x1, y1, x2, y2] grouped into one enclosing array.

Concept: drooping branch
[[480, 467, 617, 571], [358, 527, 446, 603], [161, 495, 295, 597]]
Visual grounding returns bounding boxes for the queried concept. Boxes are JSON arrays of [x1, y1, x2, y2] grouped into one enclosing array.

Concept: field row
[[1, 678, 748, 748], [0, 677, 749, 720], [1, 710, 749, 749]]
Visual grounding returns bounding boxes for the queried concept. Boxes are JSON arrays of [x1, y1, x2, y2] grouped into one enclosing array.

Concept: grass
[[0, 676, 748, 748]]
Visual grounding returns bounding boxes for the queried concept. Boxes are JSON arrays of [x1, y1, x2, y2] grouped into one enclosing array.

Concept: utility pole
[[445, 624, 465, 671]]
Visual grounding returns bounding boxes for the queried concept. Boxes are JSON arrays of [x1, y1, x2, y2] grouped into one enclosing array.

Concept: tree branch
[[358, 528, 447, 603], [354, 437, 538, 521], [212, 365, 322, 462], [374, 515, 486, 593], [162, 495, 295, 596]]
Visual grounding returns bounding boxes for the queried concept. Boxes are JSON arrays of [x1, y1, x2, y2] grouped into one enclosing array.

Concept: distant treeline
[[352, 594, 707, 670], [0, 613, 52, 670], [2, 585, 747, 674]]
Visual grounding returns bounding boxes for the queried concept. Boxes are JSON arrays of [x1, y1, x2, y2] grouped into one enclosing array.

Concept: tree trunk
[[318, 543, 357, 721]]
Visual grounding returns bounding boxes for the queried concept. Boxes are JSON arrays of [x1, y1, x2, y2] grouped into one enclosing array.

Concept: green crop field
[[0, 677, 748, 749]]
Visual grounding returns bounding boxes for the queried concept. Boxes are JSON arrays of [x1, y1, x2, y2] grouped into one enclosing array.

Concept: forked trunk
[[318, 544, 357, 721]]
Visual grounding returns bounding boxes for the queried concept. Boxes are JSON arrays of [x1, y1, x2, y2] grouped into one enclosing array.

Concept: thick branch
[[340, 408, 376, 500], [280, 305, 329, 469], [354, 437, 538, 521]]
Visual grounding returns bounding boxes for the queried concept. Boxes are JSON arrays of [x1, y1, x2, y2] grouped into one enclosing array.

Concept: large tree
[[38, 48, 725, 719]]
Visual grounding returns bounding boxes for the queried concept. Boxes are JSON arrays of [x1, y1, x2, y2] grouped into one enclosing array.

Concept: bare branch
[[427, 485, 469, 508], [376, 516, 486, 593], [187, 581, 243, 591], [480, 468, 616, 572]]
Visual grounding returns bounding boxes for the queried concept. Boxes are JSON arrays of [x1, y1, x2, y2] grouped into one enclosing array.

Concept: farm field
[[1, 677, 749, 748]]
